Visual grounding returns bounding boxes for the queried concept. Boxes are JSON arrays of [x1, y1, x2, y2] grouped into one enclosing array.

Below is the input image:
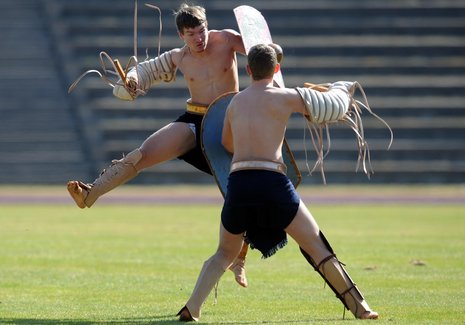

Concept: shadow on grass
[[0, 314, 180, 325], [0, 316, 345, 324], [0, 315, 347, 325]]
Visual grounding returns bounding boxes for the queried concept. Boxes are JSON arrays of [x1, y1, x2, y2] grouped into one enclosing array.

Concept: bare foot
[[230, 257, 248, 288], [359, 310, 379, 320], [67, 181, 88, 209]]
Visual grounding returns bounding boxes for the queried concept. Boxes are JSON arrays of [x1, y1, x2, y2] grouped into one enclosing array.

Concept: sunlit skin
[[215, 57, 378, 321], [125, 23, 245, 171], [68, 22, 245, 183], [170, 23, 244, 106], [134, 23, 247, 288], [181, 23, 209, 53], [66, 9, 248, 288]]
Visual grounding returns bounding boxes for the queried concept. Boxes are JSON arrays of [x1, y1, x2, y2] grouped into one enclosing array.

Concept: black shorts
[[174, 112, 212, 175], [221, 170, 301, 258]]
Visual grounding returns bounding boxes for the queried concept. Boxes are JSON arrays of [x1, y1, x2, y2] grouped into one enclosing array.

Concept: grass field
[[0, 185, 464, 324]]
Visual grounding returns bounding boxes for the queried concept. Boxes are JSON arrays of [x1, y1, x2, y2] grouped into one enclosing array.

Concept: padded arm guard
[[113, 51, 176, 100], [295, 81, 392, 184], [295, 81, 352, 123]]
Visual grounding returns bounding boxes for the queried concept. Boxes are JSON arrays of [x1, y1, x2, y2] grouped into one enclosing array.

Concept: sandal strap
[[177, 306, 195, 322]]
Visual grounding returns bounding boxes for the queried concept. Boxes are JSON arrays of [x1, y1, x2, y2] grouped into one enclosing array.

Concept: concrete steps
[[0, 0, 92, 184], [41, 0, 465, 184]]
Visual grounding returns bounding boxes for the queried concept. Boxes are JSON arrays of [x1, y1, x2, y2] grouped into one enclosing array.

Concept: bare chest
[[179, 50, 235, 84]]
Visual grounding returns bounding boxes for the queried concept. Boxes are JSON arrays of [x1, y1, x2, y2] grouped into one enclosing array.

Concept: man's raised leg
[[67, 122, 196, 208], [67, 148, 141, 208]]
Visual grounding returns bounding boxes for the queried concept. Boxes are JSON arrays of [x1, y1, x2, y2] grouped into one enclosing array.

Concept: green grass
[[1, 201, 464, 324]]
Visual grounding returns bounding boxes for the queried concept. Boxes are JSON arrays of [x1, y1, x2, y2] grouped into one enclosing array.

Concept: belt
[[230, 160, 287, 175], [186, 99, 208, 115]]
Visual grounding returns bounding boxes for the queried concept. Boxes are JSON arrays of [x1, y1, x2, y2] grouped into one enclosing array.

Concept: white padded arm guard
[[294, 80, 392, 184], [295, 81, 353, 124], [113, 51, 176, 100]]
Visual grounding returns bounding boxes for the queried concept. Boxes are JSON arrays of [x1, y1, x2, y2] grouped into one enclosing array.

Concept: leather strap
[[186, 99, 208, 115], [230, 160, 287, 175]]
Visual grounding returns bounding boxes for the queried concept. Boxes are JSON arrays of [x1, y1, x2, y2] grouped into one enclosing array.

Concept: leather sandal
[[177, 306, 196, 322]]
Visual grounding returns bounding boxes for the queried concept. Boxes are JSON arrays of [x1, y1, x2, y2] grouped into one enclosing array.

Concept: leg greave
[[299, 231, 373, 319], [84, 149, 141, 207]]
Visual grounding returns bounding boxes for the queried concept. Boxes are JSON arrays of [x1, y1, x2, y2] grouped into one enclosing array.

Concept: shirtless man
[[67, 3, 248, 287], [177, 44, 379, 321]]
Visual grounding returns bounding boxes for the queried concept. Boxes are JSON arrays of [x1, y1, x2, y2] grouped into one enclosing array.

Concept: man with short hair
[[178, 44, 379, 321], [67, 3, 248, 288]]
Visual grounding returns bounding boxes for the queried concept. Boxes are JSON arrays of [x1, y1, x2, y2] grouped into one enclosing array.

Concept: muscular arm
[[113, 49, 178, 100], [221, 106, 234, 153], [224, 29, 246, 56], [279, 87, 308, 116]]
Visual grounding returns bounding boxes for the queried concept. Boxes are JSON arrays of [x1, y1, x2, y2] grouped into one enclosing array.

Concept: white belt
[[230, 160, 287, 175]]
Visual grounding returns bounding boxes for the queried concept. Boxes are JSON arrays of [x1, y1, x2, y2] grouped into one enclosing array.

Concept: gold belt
[[186, 99, 208, 115], [230, 160, 287, 175]]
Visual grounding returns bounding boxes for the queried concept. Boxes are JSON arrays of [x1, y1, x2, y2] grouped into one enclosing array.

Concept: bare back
[[222, 80, 307, 163], [171, 29, 245, 105]]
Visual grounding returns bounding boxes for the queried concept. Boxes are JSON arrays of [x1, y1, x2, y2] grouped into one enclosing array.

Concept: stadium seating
[[0, 0, 92, 184], [1, 0, 464, 184]]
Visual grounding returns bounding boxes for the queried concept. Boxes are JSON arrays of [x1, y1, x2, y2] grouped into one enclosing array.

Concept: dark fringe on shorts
[[246, 230, 289, 259]]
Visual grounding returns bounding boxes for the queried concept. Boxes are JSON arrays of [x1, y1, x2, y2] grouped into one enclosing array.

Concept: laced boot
[[67, 149, 142, 208]]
